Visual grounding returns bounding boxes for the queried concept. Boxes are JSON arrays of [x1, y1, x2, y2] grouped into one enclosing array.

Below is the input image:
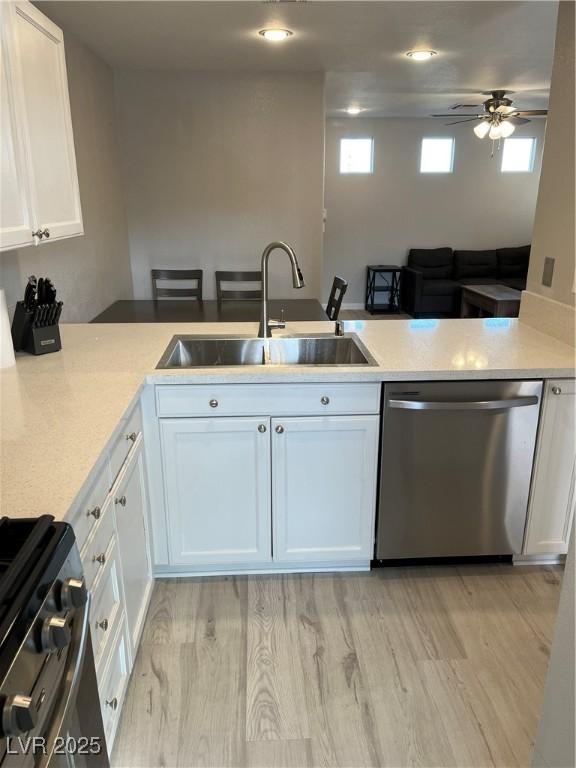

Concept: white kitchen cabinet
[[272, 416, 379, 563], [0, 15, 33, 251], [159, 417, 273, 566], [112, 435, 152, 661], [524, 379, 575, 556], [0, 1, 82, 252]]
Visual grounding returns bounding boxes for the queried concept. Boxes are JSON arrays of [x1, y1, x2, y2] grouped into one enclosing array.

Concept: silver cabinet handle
[[42, 228, 50, 239], [388, 396, 539, 411], [258, 424, 267, 433], [115, 495, 127, 507], [551, 386, 562, 395], [105, 697, 118, 710], [320, 396, 330, 405], [125, 431, 137, 442], [32, 228, 50, 239], [275, 425, 284, 434], [209, 399, 219, 408], [87, 506, 101, 520], [92, 553, 106, 565], [97, 619, 109, 631]]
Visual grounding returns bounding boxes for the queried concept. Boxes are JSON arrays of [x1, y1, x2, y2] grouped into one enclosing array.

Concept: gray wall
[[114, 71, 325, 301], [0, 33, 133, 322], [324, 117, 545, 304], [525, 0, 575, 309]]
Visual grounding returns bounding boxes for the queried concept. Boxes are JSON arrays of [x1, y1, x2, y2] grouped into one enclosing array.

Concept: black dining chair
[[215, 270, 262, 300], [326, 276, 348, 320], [151, 269, 203, 300]]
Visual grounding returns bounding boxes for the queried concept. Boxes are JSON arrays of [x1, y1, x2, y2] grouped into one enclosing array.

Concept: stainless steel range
[[0, 516, 108, 767]]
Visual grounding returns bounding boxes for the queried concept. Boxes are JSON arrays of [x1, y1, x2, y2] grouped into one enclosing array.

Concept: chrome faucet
[[258, 241, 305, 338]]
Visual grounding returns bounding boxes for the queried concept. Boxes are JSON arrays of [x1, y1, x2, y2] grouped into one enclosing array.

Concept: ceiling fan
[[431, 90, 548, 140]]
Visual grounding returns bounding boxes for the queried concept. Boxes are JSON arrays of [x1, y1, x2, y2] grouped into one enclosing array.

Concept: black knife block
[[11, 301, 62, 355]]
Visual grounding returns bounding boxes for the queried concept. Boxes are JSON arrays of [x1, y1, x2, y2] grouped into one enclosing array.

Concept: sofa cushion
[[497, 245, 530, 278], [454, 250, 498, 279], [408, 248, 453, 279], [459, 277, 500, 286], [421, 279, 460, 296], [500, 277, 526, 291]]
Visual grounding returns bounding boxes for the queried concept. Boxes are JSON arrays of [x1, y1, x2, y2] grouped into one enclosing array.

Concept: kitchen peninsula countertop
[[1, 318, 574, 521]]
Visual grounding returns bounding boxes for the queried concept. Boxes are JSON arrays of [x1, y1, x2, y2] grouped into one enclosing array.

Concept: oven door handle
[[388, 396, 539, 411], [40, 592, 91, 768]]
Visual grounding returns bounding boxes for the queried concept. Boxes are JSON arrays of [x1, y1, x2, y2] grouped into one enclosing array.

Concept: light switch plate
[[542, 257, 555, 288]]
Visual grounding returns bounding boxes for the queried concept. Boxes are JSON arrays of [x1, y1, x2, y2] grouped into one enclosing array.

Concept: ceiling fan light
[[499, 120, 516, 138], [473, 121, 491, 139], [489, 123, 503, 140]]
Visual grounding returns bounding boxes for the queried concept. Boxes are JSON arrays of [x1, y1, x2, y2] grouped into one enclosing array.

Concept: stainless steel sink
[[156, 334, 377, 368]]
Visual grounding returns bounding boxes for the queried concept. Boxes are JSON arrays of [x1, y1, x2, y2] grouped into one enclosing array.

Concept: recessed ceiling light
[[259, 28, 293, 42], [346, 106, 363, 116], [406, 50, 437, 61]]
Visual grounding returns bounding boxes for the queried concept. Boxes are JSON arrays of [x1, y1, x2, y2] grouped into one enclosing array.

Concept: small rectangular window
[[420, 138, 455, 173], [340, 138, 374, 174], [501, 138, 536, 172]]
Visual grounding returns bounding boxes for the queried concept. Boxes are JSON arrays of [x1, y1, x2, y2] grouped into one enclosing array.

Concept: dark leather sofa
[[400, 245, 530, 317]]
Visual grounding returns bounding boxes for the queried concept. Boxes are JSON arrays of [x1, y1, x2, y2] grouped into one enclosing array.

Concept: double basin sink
[[157, 334, 377, 368]]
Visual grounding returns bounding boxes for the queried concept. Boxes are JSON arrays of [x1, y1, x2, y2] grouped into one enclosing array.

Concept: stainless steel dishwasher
[[376, 380, 542, 559]]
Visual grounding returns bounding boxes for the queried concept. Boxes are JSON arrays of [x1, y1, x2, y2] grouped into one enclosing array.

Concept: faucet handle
[[268, 318, 286, 330], [335, 320, 344, 337]]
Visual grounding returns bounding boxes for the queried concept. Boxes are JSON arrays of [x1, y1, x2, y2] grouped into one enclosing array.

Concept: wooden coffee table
[[460, 284, 522, 318]]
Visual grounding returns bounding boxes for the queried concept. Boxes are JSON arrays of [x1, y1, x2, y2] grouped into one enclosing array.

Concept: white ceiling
[[36, 1, 558, 117]]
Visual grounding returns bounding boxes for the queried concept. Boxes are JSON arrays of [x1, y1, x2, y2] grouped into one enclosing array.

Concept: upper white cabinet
[[272, 415, 379, 563], [0, 1, 83, 251], [524, 379, 575, 555], [159, 417, 273, 567]]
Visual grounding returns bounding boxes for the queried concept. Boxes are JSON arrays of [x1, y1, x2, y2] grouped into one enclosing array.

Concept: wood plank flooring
[[112, 565, 562, 768]]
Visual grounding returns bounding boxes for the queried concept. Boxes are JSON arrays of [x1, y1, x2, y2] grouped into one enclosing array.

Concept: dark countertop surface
[[92, 299, 327, 323]]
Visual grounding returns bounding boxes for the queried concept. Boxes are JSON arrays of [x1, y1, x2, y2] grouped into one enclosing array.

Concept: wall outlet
[[542, 257, 555, 288]]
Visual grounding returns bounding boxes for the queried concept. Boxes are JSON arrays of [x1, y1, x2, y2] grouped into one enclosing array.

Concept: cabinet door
[[524, 380, 575, 555], [0, 6, 33, 251], [10, 1, 83, 241], [272, 416, 379, 563], [113, 438, 152, 660], [160, 417, 272, 566]]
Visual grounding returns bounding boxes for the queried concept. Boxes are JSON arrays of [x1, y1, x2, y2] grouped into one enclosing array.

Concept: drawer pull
[[115, 495, 127, 507], [275, 425, 284, 434], [209, 399, 219, 408], [320, 396, 330, 405], [258, 424, 267, 433], [552, 386, 562, 395], [125, 431, 137, 442], [105, 697, 118, 710], [87, 506, 101, 520], [97, 619, 109, 631], [93, 553, 106, 565]]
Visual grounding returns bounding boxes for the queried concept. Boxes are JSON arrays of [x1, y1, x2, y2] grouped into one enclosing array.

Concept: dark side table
[[365, 265, 402, 314]]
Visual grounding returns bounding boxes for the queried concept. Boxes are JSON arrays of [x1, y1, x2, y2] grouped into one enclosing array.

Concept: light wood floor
[[112, 565, 562, 768]]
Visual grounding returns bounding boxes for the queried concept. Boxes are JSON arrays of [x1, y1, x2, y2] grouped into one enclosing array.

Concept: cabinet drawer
[[98, 617, 130, 755], [91, 538, 123, 671], [109, 403, 142, 484], [69, 458, 111, 552], [156, 383, 380, 417], [80, 497, 115, 592]]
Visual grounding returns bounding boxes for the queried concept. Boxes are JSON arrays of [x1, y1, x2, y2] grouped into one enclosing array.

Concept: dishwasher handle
[[388, 396, 539, 411]]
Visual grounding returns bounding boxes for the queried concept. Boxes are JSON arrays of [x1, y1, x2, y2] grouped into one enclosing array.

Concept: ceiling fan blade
[[445, 117, 482, 125], [515, 110, 548, 116], [510, 117, 531, 125], [430, 113, 480, 118], [496, 105, 516, 114]]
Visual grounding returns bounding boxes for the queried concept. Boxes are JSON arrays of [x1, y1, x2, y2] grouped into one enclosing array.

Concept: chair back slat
[[216, 270, 262, 300], [326, 276, 348, 320], [151, 269, 203, 299]]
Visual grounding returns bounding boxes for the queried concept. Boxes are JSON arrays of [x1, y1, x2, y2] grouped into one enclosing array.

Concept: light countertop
[[1, 318, 574, 522]]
